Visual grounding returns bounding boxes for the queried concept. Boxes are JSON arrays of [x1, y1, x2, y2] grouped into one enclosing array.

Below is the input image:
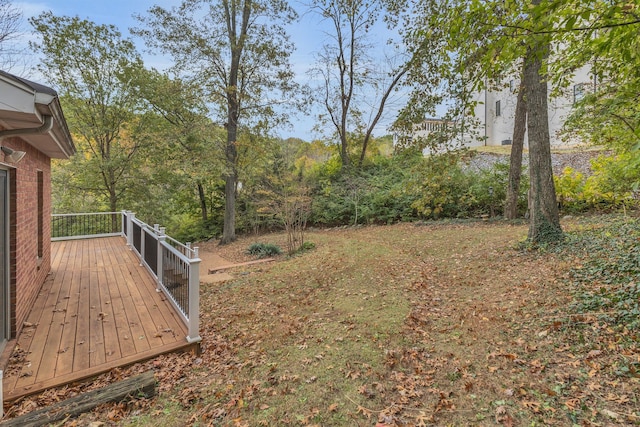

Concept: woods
[[16, 0, 639, 245]]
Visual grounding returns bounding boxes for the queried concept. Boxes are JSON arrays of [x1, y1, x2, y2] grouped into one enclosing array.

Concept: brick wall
[[2, 136, 52, 339]]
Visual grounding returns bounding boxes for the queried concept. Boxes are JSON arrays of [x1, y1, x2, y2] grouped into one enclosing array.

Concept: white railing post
[[140, 227, 146, 267], [157, 226, 166, 291], [126, 211, 135, 248], [187, 247, 201, 343]]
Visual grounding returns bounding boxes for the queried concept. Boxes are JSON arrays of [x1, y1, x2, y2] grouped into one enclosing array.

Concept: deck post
[[187, 247, 201, 343], [140, 226, 146, 267], [157, 227, 166, 291], [126, 212, 135, 248], [121, 210, 127, 239]]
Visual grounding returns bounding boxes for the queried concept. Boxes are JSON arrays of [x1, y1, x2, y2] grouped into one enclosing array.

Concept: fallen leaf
[[600, 408, 619, 419], [586, 349, 602, 359], [357, 405, 372, 420]]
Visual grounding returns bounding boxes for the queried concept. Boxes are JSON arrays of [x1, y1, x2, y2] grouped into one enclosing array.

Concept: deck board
[[2, 237, 194, 402]]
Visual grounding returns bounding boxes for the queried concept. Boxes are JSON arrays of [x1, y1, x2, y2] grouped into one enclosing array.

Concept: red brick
[[2, 136, 52, 338]]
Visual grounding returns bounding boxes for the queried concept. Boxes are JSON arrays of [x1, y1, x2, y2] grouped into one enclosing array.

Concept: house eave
[[0, 70, 75, 159]]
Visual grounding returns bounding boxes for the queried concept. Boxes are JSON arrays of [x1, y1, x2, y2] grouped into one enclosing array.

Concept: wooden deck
[[1, 237, 194, 402]]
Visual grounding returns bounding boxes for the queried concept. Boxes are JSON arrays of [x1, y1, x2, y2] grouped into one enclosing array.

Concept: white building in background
[[410, 65, 593, 150]]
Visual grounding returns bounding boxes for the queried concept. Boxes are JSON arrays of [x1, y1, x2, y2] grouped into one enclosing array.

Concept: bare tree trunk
[[523, 39, 562, 243], [220, 0, 251, 245], [504, 74, 527, 220], [197, 182, 208, 222], [220, 143, 238, 244]]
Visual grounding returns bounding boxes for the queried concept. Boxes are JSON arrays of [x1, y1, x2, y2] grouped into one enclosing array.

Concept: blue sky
[[11, 0, 403, 140]]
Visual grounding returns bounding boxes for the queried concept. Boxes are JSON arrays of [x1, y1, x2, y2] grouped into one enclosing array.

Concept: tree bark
[[197, 181, 208, 222], [523, 39, 562, 243], [220, 0, 252, 244], [504, 72, 527, 220], [221, 169, 237, 244], [2, 371, 156, 426]]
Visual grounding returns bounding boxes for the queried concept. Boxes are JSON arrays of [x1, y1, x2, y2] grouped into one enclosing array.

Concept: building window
[[37, 170, 43, 258], [509, 80, 515, 93], [495, 100, 501, 117], [573, 83, 585, 104]]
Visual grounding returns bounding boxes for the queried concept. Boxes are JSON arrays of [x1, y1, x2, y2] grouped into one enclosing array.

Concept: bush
[[301, 241, 316, 251], [407, 153, 475, 219], [246, 242, 282, 258], [553, 154, 640, 214], [308, 152, 422, 226], [467, 159, 529, 217], [165, 213, 217, 243], [554, 167, 588, 213]]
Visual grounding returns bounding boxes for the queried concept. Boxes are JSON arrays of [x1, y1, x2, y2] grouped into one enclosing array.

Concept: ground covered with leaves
[[5, 215, 639, 426]]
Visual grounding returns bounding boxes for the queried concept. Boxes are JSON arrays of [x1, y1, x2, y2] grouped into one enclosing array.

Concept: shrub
[[308, 153, 422, 226], [301, 241, 316, 251], [583, 153, 640, 211], [467, 159, 529, 217], [246, 242, 282, 258], [554, 166, 588, 213], [407, 153, 475, 219]]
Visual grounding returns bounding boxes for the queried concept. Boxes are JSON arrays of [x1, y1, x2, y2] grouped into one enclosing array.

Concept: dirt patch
[[197, 250, 235, 283]]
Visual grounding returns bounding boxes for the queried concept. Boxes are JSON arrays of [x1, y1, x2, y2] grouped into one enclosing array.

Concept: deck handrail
[[51, 212, 123, 241], [51, 210, 201, 343]]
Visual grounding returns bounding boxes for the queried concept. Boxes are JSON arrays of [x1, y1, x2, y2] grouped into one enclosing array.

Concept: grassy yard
[[8, 216, 640, 426]]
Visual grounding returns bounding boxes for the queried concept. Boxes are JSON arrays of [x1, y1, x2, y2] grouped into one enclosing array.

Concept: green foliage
[[309, 151, 423, 226], [406, 153, 529, 220], [583, 154, 640, 209], [308, 150, 533, 226], [164, 213, 219, 244], [31, 12, 146, 212], [468, 159, 529, 218], [554, 167, 587, 213], [554, 155, 640, 214], [246, 242, 282, 259], [556, 217, 640, 331], [301, 241, 316, 251], [408, 153, 474, 219], [549, 1, 640, 158]]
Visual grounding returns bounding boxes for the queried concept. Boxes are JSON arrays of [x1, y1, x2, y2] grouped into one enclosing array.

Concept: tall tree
[[310, 0, 434, 169], [523, 21, 561, 241], [504, 74, 527, 220], [131, 68, 225, 224], [30, 13, 146, 213], [545, 1, 640, 155], [134, 0, 301, 244], [409, 0, 563, 243], [0, 0, 22, 70]]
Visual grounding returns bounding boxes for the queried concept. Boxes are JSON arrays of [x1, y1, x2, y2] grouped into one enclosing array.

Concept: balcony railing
[[51, 211, 201, 343]]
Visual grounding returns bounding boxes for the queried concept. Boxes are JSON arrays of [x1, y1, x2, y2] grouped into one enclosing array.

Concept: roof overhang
[[0, 70, 75, 159]]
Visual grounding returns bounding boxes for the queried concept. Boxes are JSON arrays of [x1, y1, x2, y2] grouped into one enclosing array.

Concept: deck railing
[[51, 211, 201, 343], [51, 212, 123, 241]]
